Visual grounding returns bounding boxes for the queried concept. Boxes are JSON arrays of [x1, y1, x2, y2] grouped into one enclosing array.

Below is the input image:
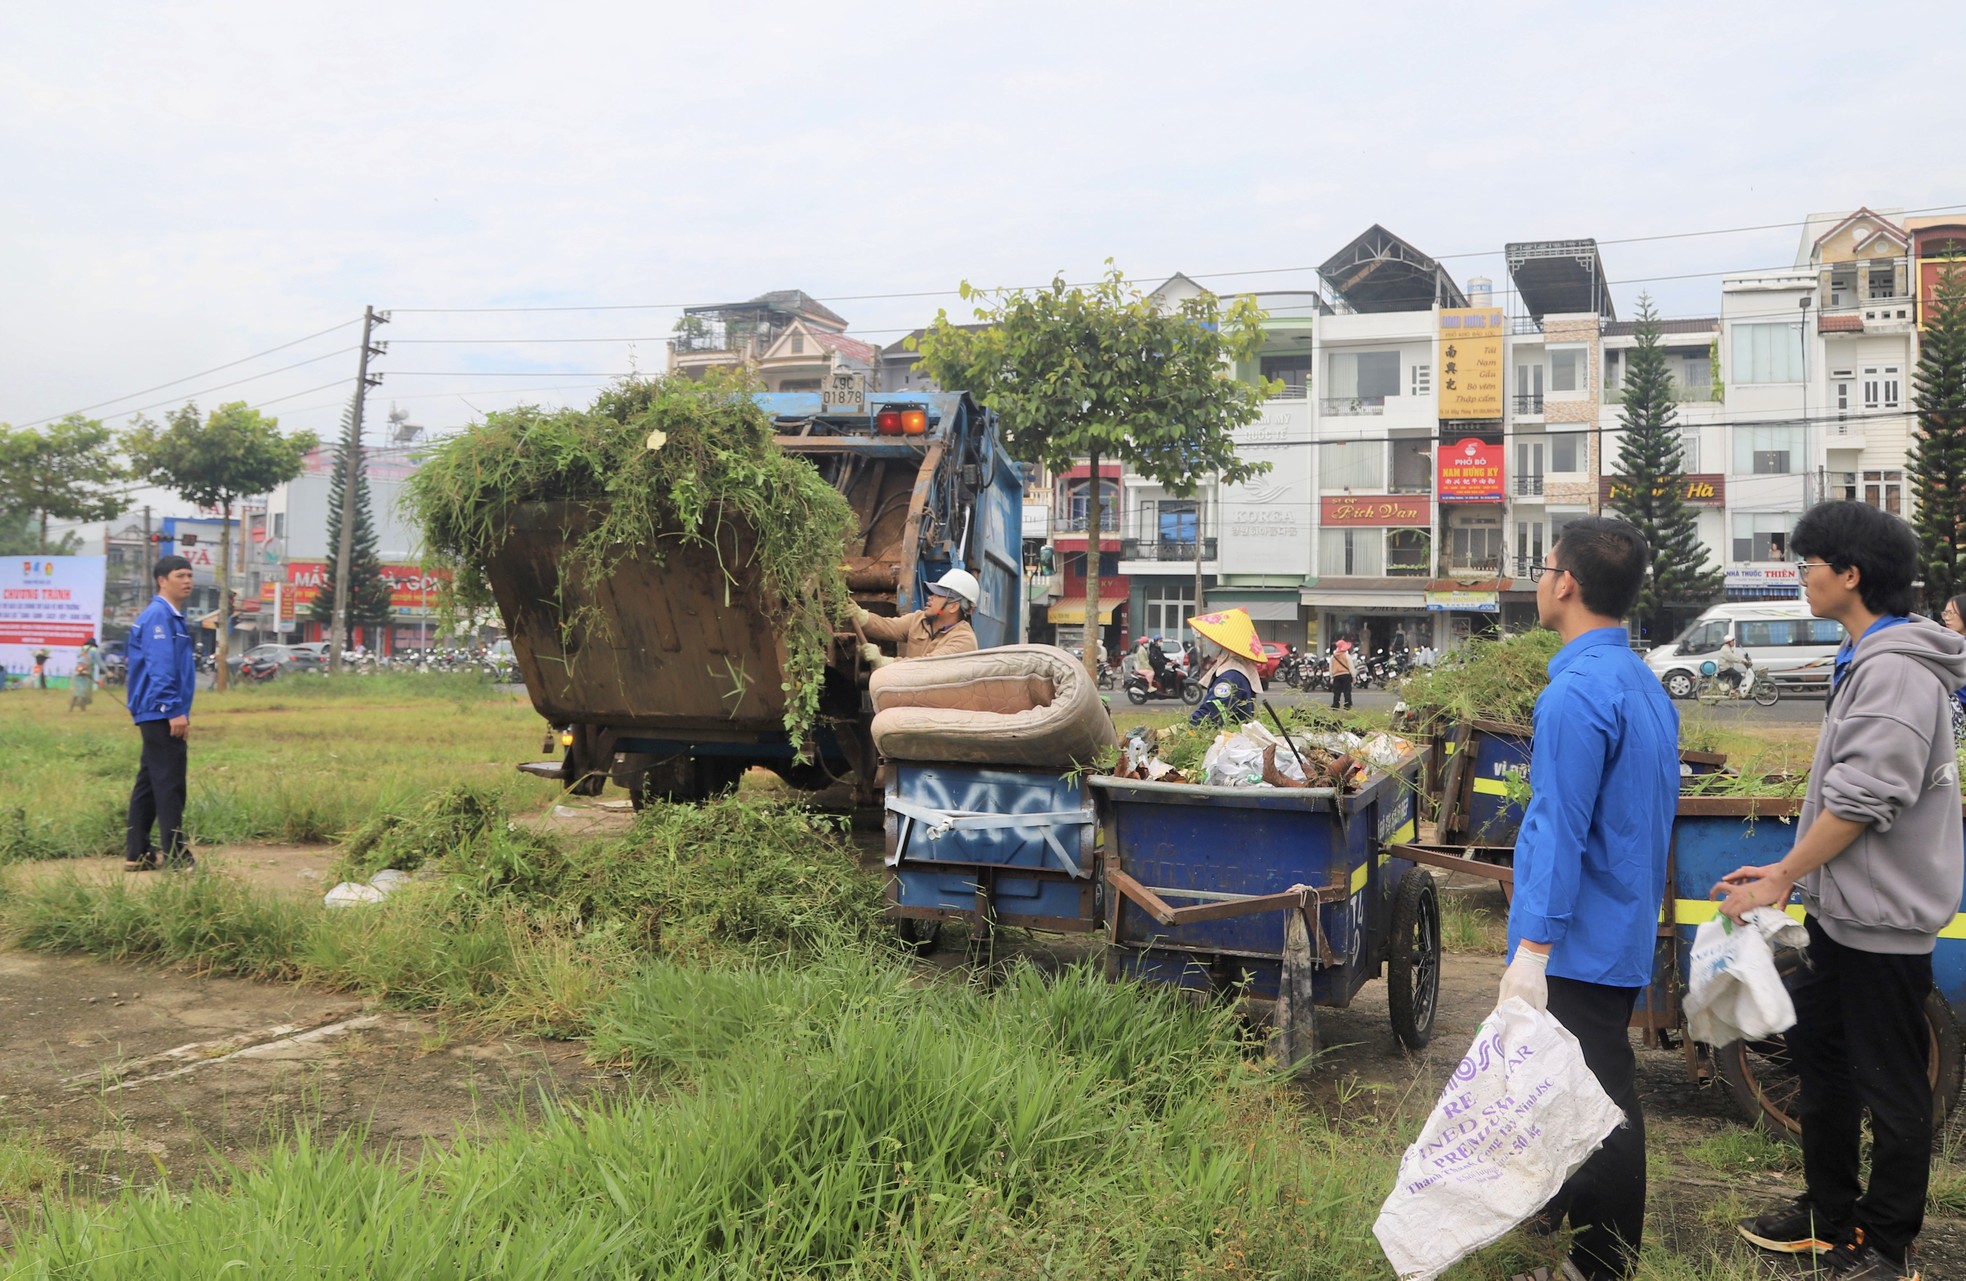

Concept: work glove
[[854, 607, 872, 628], [1498, 948, 1549, 1012], [859, 642, 890, 669]]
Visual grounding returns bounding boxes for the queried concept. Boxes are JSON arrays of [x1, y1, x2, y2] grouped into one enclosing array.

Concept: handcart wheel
[[893, 915, 943, 956], [1387, 869, 1441, 1050]]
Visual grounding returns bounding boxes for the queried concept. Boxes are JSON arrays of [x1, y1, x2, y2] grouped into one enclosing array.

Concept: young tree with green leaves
[[1911, 259, 1966, 613], [914, 265, 1273, 676], [125, 402, 316, 691], [1608, 295, 1723, 640], [308, 401, 394, 640], [0, 413, 129, 552]]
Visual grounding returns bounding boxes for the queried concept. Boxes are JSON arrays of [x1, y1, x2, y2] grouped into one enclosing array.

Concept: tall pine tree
[[1609, 294, 1723, 639], [1910, 258, 1966, 613], [308, 399, 394, 638]]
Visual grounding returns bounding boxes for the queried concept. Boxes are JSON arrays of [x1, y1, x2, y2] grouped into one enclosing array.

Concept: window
[[1260, 354, 1312, 399], [1318, 529, 1385, 576], [1735, 321, 1805, 384], [1733, 424, 1804, 475], [1517, 360, 1545, 404], [1390, 440, 1432, 492], [1063, 478, 1120, 531], [1680, 355, 1712, 391], [1387, 528, 1431, 576], [1832, 369, 1854, 415], [1550, 432, 1583, 473], [1141, 583, 1195, 639], [779, 378, 821, 391], [273, 513, 286, 539], [1731, 513, 1800, 563], [1450, 525, 1504, 569], [1837, 469, 1904, 516], [1601, 351, 1621, 399], [1061, 551, 1119, 578], [1736, 620, 1797, 648], [1515, 440, 1544, 496], [1549, 346, 1587, 393], [1515, 516, 1546, 572], [1869, 265, 1898, 300], [1156, 500, 1199, 543], [1678, 620, 1725, 654], [1321, 440, 1385, 491], [1410, 363, 1432, 397], [1806, 619, 1846, 644], [1862, 366, 1902, 410], [1327, 350, 1401, 404], [790, 334, 804, 355], [1678, 427, 1701, 473]]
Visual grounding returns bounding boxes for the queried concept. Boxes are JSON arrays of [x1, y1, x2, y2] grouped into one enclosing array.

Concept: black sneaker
[[1737, 1197, 1840, 1254], [1812, 1228, 1918, 1279]]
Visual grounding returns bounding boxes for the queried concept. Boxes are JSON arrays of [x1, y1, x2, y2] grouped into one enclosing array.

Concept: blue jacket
[[126, 596, 195, 723], [1191, 669, 1256, 726], [1507, 628, 1679, 987]]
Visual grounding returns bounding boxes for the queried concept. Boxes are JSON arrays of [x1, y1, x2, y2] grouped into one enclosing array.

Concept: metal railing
[[1603, 383, 1720, 406], [1320, 397, 1386, 416], [1445, 556, 1506, 578], [1055, 514, 1121, 533], [1119, 537, 1217, 562], [1513, 393, 1543, 415], [1513, 474, 1545, 496]]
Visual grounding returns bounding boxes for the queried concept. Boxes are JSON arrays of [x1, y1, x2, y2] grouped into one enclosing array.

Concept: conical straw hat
[[1187, 607, 1263, 661]]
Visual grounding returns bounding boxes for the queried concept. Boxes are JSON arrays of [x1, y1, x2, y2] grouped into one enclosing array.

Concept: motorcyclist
[[1131, 637, 1156, 679], [855, 568, 980, 669], [1146, 636, 1180, 695], [1188, 608, 1266, 726], [1715, 633, 1754, 696]]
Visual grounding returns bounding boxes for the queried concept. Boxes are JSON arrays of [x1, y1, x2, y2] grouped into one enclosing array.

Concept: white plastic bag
[[1684, 906, 1806, 1047], [1374, 998, 1625, 1281], [1200, 728, 1270, 787]]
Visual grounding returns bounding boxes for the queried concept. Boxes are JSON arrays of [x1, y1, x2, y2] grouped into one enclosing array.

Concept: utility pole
[[328, 305, 387, 675]]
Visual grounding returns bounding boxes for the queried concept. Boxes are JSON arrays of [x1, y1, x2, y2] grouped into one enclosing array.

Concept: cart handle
[[1105, 867, 1344, 926]]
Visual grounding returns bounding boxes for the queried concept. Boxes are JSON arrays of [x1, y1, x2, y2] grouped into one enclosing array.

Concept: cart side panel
[[885, 764, 1094, 872], [1464, 723, 1533, 846]]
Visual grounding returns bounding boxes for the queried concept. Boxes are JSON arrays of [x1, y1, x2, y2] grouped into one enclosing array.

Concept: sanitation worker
[[1187, 608, 1264, 727], [1503, 517, 1677, 1281], [124, 555, 199, 871], [1719, 502, 1965, 1281], [855, 568, 980, 669]]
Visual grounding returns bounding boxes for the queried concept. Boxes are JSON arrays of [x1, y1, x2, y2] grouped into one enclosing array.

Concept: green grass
[[0, 1127, 64, 1202], [1439, 896, 1507, 955], [0, 679, 559, 861], [1685, 1128, 1798, 1176]]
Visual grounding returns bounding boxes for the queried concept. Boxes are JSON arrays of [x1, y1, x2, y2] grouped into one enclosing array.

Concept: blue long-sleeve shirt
[[1507, 627, 1679, 988], [125, 595, 195, 724]]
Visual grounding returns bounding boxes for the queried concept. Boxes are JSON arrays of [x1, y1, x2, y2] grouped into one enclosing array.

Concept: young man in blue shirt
[[124, 555, 198, 871], [1501, 517, 1678, 1281]]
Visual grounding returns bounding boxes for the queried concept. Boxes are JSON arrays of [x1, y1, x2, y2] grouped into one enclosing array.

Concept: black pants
[[1786, 913, 1932, 1260], [1330, 674, 1353, 708], [1542, 977, 1644, 1280], [126, 719, 189, 863]]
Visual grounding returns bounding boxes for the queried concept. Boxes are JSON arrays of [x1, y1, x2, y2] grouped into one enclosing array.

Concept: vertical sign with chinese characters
[[1437, 307, 1505, 420]]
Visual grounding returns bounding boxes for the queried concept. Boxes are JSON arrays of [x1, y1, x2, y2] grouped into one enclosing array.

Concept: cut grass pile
[[1400, 630, 1562, 727], [0, 679, 554, 862]]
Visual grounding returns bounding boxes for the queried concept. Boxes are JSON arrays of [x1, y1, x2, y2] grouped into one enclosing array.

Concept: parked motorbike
[[238, 654, 282, 684], [1123, 668, 1204, 706]]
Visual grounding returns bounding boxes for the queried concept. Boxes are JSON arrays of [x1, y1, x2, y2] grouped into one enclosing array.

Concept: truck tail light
[[559, 729, 575, 748], [900, 409, 928, 435], [875, 410, 903, 435]]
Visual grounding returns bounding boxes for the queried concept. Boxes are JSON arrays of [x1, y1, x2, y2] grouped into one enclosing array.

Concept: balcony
[[1119, 537, 1217, 563], [1445, 556, 1507, 579], [1513, 393, 1544, 416], [1514, 474, 1545, 497], [1321, 397, 1386, 417], [1603, 382, 1721, 406], [1817, 300, 1914, 334], [1054, 513, 1120, 534]]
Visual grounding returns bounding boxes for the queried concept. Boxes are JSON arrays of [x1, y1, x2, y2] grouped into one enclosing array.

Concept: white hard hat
[[928, 567, 980, 608]]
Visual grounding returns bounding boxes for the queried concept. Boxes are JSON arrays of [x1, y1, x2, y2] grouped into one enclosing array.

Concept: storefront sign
[[1320, 496, 1430, 527], [1437, 438, 1505, 502], [1425, 589, 1499, 613], [1724, 564, 1800, 590], [1600, 473, 1726, 508], [275, 561, 449, 611], [1437, 308, 1505, 420], [0, 556, 107, 674]]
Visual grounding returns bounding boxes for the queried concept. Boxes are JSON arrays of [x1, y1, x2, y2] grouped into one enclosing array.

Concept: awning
[[1299, 590, 1428, 608], [1204, 592, 1301, 621], [1048, 601, 1118, 625], [1727, 587, 1804, 600]]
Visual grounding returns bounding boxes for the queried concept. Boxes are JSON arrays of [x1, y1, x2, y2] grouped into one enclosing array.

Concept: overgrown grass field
[[0, 676, 555, 861]]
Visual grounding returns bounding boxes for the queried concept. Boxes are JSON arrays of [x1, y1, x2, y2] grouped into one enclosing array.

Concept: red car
[[1255, 641, 1290, 682]]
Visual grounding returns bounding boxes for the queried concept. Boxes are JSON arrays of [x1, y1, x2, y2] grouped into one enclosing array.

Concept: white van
[[1646, 601, 1843, 699]]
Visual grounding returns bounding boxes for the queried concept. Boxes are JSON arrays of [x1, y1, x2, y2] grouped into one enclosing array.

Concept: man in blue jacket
[[124, 555, 198, 871], [1501, 517, 1678, 1281]]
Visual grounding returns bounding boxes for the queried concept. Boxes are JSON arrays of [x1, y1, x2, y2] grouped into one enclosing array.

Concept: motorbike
[[238, 654, 282, 684], [1123, 667, 1204, 706]]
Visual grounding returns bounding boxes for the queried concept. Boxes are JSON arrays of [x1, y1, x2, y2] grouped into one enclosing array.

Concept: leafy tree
[[125, 402, 316, 690], [914, 264, 1272, 675], [1911, 259, 1966, 613], [0, 414, 128, 552], [1608, 295, 1723, 639], [308, 400, 394, 638], [0, 510, 82, 556]]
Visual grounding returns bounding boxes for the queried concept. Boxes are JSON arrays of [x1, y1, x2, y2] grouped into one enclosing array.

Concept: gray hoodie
[[1798, 615, 1966, 954]]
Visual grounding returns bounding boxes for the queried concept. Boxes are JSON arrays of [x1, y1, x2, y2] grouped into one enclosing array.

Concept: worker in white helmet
[[855, 568, 980, 669]]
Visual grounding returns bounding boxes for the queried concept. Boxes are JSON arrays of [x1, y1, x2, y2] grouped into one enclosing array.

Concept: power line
[[87, 347, 362, 422], [17, 317, 362, 428]]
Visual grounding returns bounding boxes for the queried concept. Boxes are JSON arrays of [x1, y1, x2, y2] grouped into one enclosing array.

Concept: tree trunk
[[214, 498, 232, 692], [38, 509, 47, 555], [1084, 450, 1102, 682]]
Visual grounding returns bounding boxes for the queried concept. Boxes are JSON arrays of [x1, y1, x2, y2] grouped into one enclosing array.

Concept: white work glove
[[1498, 948, 1549, 1012], [859, 642, 891, 669], [854, 607, 872, 627]]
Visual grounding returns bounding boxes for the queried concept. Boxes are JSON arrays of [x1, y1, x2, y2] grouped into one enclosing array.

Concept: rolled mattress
[[868, 644, 1117, 768]]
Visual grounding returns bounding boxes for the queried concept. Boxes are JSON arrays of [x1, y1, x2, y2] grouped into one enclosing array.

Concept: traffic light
[[148, 534, 162, 545]]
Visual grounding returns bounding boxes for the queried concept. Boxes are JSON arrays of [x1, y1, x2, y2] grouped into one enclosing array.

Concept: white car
[[1647, 601, 1842, 699]]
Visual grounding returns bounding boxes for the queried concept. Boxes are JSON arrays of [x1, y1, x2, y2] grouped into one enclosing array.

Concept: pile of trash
[[1113, 721, 1417, 792]]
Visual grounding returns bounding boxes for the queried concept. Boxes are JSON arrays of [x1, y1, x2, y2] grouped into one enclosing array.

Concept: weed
[[1440, 897, 1507, 954], [0, 1126, 65, 1200], [1685, 1128, 1797, 1175]]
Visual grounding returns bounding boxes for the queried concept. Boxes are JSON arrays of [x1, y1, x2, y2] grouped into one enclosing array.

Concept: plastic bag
[[1200, 728, 1271, 787], [1684, 907, 1806, 1047], [1374, 998, 1625, 1281]]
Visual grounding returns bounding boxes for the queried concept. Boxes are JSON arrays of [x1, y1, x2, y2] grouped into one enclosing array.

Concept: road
[[1251, 678, 1828, 726]]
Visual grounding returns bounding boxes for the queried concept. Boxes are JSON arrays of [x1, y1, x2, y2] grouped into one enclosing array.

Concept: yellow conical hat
[[1187, 607, 1263, 661]]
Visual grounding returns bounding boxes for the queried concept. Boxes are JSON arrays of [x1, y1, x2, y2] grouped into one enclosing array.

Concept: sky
[[4, 0, 1964, 528]]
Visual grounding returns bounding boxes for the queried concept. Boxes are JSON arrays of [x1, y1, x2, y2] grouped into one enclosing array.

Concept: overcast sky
[[4, 0, 1962, 514]]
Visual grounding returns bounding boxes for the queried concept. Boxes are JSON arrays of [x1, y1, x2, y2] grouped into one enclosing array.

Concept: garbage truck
[[494, 389, 1025, 806]]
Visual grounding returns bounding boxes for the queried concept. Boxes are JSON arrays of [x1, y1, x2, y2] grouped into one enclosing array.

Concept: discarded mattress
[[869, 644, 1116, 768]]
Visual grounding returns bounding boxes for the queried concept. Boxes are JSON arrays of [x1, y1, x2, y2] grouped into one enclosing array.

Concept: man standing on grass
[[1719, 501, 1963, 1281], [124, 555, 198, 872], [1501, 517, 1678, 1281]]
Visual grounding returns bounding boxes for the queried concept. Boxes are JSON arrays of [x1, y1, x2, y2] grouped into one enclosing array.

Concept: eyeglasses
[[1792, 559, 1836, 577], [1525, 562, 1570, 584]]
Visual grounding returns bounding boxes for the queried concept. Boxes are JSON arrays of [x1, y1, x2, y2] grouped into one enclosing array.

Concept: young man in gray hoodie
[[1718, 501, 1966, 1281]]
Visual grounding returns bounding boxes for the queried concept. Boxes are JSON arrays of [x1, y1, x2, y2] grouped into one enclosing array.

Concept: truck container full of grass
[[406, 375, 1024, 805]]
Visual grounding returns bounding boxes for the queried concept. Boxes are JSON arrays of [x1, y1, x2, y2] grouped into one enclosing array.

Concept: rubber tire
[[1752, 682, 1780, 707], [1387, 869, 1441, 1051], [1664, 670, 1696, 699], [1125, 682, 1149, 705], [1180, 679, 1205, 706], [1715, 986, 1962, 1140]]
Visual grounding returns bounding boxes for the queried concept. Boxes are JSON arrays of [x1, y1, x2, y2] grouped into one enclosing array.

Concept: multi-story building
[[667, 290, 873, 391]]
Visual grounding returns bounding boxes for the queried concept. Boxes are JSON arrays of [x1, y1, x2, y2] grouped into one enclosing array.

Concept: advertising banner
[[1437, 438, 1506, 502], [1437, 308, 1505, 419], [1, 555, 107, 678], [1219, 403, 1315, 575], [274, 562, 448, 613], [1320, 495, 1430, 527], [1424, 589, 1500, 613], [1601, 473, 1726, 508]]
